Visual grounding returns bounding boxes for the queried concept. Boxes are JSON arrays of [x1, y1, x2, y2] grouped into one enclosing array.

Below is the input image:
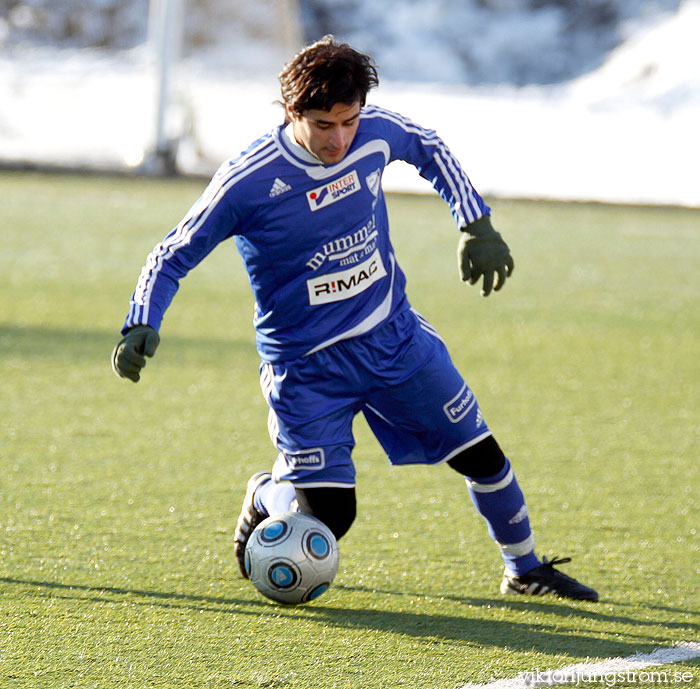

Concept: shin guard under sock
[[465, 458, 540, 575]]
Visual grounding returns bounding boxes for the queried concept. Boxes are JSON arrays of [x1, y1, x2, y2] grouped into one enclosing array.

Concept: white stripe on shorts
[[436, 431, 493, 464], [410, 307, 446, 344], [260, 363, 279, 444]]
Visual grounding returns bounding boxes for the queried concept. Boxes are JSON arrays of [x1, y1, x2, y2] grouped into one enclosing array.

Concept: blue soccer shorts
[[259, 308, 491, 487]]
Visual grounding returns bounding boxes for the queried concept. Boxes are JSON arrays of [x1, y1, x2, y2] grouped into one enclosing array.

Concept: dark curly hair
[[279, 35, 379, 115]]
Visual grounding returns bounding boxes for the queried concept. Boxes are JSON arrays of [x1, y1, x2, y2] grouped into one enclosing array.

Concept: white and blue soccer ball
[[244, 511, 339, 605]]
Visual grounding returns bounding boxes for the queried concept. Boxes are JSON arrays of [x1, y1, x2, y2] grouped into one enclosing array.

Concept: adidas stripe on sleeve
[[361, 105, 489, 227], [123, 135, 278, 334]]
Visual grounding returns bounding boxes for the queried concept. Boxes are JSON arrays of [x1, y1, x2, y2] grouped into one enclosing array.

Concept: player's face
[[287, 101, 361, 165]]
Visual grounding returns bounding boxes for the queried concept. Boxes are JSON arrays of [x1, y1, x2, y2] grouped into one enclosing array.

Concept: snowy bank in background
[[377, 0, 700, 206], [0, 0, 698, 207]]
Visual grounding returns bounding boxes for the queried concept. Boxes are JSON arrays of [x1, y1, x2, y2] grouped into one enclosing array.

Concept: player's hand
[[458, 215, 514, 296], [111, 325, 160, 382]]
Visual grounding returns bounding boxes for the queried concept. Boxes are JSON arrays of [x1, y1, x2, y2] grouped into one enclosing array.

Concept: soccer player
[[112, 36, 598, 601]]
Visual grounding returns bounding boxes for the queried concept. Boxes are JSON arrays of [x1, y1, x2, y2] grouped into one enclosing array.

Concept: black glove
[[458, 215, 514, 296], [111, 325, 160, 382]]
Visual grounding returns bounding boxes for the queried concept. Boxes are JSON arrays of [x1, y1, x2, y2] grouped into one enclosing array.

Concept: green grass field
[[1, 171, 698, 688]]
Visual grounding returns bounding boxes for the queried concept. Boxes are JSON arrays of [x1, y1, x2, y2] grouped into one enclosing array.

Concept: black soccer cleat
[[500, 556, 599, 602], [234, 471, 271, 578]]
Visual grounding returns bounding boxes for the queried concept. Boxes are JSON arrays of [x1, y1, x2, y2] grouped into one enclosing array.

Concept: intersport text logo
[[306, 170, 361, 211], [306, 249, 387, 305]]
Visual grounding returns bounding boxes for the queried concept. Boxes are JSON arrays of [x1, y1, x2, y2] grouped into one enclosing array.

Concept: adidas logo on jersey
[[269, 178, 292, 197]]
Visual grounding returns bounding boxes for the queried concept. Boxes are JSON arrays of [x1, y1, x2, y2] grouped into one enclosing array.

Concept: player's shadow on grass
[[304, 601, 673, 660], [3, 576, 690, 661], [0, 324, 255, 362], [337, 585, 700, 632], [0, 576, 272, 618], [333, 585, 700, 641]]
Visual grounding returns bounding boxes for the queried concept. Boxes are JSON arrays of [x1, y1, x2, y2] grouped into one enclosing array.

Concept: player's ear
[[284, 103, 297, 123]]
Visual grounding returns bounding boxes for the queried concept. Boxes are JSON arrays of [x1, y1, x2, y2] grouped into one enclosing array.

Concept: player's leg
[[364, 310, 597, 600], [446, 415, 597, 599], [235, 354, 360, 577], [235, 465, 356, 579], [361, 315, 538, 566], [294, 485, 357, 540], [364, 354, 542, 573], [446, 436, 540, 577], [235, 462, 356, 579], [234, 477, 354, 578], [250, 479, 356, 539]]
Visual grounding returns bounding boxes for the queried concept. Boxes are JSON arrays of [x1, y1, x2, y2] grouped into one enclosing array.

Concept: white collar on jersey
[[281, 123, 322, 164], [276, 119, 390, 181]]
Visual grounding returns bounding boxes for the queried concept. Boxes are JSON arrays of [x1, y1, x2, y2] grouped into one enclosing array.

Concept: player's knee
[[294, 486, 356, 540], [447, 435, 506, 479]]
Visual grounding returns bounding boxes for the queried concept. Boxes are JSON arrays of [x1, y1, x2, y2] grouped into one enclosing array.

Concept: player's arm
[[369, 106, 513, 295], [112, 176, 240, 382]]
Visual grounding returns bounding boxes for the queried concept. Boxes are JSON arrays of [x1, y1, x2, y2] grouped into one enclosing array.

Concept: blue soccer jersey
[[123, 105, 490, 361]]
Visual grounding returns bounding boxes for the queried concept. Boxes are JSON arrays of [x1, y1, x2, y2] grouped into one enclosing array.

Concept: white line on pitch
[[459, 641, 700, 688]]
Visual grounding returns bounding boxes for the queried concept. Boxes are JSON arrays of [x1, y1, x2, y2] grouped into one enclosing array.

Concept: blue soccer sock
[[253, 477, 297, 517], [465, 458, 541, 576]]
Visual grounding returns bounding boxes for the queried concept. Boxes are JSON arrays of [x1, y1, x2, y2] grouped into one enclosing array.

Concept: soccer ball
[[244, 511, 339, 605]]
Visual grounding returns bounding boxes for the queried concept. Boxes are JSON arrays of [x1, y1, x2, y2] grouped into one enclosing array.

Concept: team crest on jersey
[[306, 249, 387, 305], [365, 168, 381, 197], [306, 170, 361, 211]]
